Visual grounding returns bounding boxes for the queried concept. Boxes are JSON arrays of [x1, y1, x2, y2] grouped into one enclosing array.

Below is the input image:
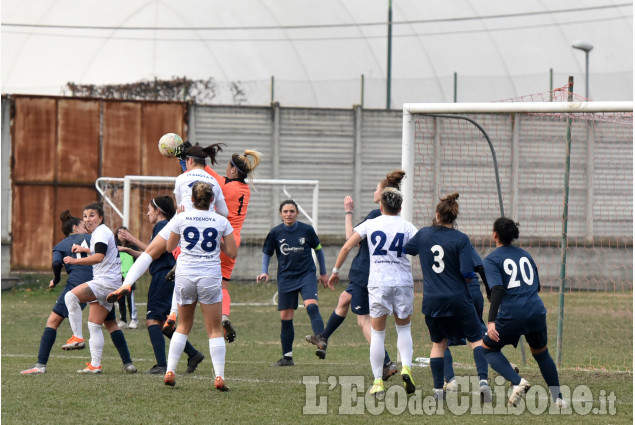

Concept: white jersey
[[174, 168, 226, 214], [90, 223, 122, 282], [172, 208, 234, 278], [354, 214, 417, 288]]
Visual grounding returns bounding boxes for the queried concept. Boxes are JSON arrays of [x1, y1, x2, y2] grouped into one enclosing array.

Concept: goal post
[[402, 100, 633, 370]]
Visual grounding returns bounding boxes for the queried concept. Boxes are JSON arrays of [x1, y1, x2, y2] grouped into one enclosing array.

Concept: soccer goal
[[401, 98, 633, 369], [95, 175, 320, 305]]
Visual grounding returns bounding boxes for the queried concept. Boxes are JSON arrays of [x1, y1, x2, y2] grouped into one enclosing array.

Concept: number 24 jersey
[[354, 215, 417, 288]]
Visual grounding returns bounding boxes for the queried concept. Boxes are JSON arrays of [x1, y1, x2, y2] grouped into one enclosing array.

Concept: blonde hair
[[231, 149, 262, 185]]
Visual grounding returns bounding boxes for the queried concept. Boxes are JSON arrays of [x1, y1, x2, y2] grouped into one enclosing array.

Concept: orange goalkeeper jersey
[[204, 165, 250, 239]]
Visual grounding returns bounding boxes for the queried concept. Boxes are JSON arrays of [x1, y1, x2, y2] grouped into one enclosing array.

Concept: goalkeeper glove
[[174, 140, 192, 160]]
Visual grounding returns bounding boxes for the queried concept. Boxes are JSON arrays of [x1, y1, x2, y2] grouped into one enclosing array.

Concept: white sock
[[167, 332, 187, 373], [209, 337, 226, 379], [370, 327, 386, 380], [395, 322, 413, 368], [169, 290, 178, 316], [64, 292, 83, 339], [123, 252, 153, 286], [88, 321, 104, 367]]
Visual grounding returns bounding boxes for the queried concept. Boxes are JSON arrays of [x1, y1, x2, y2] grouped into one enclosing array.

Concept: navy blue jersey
[[149, 220, 176, 275], [348, 208, 381, 287], [483, 245, 546, 321], [262, 222, 321, 292], [52, 234, 93, 288], [404, 226, 474, 317], [468, 245, 483, 289]]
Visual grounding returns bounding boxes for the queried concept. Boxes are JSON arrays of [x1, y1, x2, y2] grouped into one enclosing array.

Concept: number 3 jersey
[[404, 226, 475, 317], [483, 245, 546, 322], [354, 215, 417, 288], [170, 209, 234, 278]]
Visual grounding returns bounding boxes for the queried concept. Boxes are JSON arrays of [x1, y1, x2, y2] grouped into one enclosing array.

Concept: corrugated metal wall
[[189, 104, 403, 242], [6, 95, 187, 269], [4, 96, 631, 288]]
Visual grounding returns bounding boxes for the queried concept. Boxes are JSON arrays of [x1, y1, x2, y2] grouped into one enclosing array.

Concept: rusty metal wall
[[7, 95, 187, 270]]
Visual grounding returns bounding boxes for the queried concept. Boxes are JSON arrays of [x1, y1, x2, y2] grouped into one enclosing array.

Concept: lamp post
[[571, 40, 593, 99]]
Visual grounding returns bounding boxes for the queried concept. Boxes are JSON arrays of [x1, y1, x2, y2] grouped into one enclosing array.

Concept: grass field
[[2, 274, 632, 424]]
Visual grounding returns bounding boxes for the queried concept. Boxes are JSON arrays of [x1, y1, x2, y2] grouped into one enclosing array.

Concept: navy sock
[[148, 325, 167, 367], [483, 349, 521, 385], [183, 341, 198, 357], [384, 350, 391, 366], [118, 299, 127, 322], [444, 348, 455, 381], [37, 327, 57, 365], [533, 349, 561, 400], [117, 297, 128, 322], [166, 333, 198, 357], [281, 319, 294, 356], [110, 329, 132, 364], [430, 357, 445, 389], [321, 311, 345, 340], [473, 346, 489, 380], [306, 304, 324, 335]]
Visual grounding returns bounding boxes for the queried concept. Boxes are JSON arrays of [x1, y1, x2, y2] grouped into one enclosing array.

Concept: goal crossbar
[[95, 175, 320, 231], [401, 101, 634, 223]]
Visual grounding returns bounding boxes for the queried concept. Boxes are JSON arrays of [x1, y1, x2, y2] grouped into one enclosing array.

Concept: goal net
[[95, 175, 319, 306], [401, 92, 633, 370]]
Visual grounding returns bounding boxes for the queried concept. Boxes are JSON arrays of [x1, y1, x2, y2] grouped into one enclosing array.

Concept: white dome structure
[[2, 0, 632, 107]]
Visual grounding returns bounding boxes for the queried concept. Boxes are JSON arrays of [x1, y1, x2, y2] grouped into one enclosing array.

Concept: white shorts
[[368, 286, 414, 319], [174, 275, 222, 306], [87, 278, 121, 310]]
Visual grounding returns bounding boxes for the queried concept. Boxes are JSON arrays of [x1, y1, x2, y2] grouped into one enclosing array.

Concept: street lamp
[[571, 40, 593, 99]]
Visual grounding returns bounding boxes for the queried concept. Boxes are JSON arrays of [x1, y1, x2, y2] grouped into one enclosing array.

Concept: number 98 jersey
[[171, 209, 234, 278]]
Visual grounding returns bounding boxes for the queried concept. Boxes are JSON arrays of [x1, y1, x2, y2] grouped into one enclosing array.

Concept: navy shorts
[[482, 313, 549, 351], [425, 306, 484, 344], [146, 269, 175, 321], [346, 282, 370, 316], [448, 286, 487, 346], [52, 284, 87, 318], [278, 274, 318, 311]]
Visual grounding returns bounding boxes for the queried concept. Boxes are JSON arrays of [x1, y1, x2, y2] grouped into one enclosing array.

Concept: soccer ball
[[158, 133, 184, 158]]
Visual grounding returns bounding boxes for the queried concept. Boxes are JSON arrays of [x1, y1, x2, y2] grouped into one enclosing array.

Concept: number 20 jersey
[[354, 215, 417, 288], [483, 245, 546, 322], [171, 209, 234, 278]]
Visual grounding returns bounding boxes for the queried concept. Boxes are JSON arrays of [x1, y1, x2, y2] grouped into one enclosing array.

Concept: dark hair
[[493, 217, 520, 245], [185, 143, 225, 166], [60, 210, 82, 237], [279, 199, 298, 212], [435, 192, 460, 226], [379, 169, 405, 190], [192, 181, 214, 210], [115, 226, 138, 250], [231, 149, 262, 179], [151, 196, 176, 220], [381, 188, 403, 215], [83, 202, 104, 224]]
